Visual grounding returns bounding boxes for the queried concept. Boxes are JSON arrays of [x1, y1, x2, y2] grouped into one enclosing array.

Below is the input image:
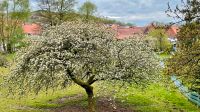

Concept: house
[[116, 26, 145, 39], [166, 25, 179, 38], [109, 23, 179, 51], [166, 26, 179, 51], [110, 23, 179, 39], [22, 23, 42, 35]]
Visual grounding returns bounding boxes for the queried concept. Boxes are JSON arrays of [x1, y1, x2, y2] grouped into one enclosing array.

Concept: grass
[[24, 86, 87, 109], [0, 82, 86, 112], [116, 84, 200, 112], [5, 53, 16, 62], [158, 53, 172, 60]]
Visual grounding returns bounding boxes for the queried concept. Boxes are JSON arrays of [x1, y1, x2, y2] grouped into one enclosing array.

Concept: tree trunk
[[7, 42, 12, 53], [66, 69, 96, 112], [2, 39, 6, 52], [85, 86, 96, 112]]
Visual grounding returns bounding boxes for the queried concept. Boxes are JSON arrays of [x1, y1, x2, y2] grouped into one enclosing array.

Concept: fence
[[171, 75, 200, 106]]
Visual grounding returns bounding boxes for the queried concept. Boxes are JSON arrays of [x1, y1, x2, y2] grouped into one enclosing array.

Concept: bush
[[0, 55, 8, 67], [147, 29, 172, 53]]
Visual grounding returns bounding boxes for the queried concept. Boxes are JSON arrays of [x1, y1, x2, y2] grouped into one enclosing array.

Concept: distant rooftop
[[110, 23, 179, 39], [23, 23, 42, 35]]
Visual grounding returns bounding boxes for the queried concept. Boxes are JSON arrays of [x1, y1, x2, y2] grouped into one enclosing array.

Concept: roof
[[166, 26, 179, 38], [144, 23, 156, 34], [110, 23, 180, 39], [23, 23, 42, 35], [112, 26, 145, 39]]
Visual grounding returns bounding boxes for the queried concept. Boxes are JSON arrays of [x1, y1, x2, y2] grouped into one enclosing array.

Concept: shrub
[[0, 55, 8, 67]]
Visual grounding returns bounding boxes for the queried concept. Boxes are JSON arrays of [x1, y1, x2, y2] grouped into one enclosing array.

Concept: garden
[[0, 0, 200, 112]]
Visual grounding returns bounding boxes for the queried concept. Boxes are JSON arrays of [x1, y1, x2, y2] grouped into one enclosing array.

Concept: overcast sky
[[30, 0, 182, 26]]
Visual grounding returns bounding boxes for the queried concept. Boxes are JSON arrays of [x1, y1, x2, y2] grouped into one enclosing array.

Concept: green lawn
[[116, 84, 199, 112], [158, 53, 172, 60]]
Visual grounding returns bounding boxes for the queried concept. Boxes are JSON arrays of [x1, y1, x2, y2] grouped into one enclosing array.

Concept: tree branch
[[87, 75, 95, 85], [66, 68, 89, 87]]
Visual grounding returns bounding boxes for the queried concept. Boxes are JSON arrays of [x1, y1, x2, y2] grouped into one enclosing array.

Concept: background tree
[[79, 1, 97, 21], [147, 29, 172, 53], [166, 0, 200, 92], [166, 0, 200, 47], [167, 0, 200, 24], [166, 41, 200, 92], [0, 0, 30, 53], [6, 21, 160, 112], [37, 0, 76, 26], [177, 22, 200, 47]]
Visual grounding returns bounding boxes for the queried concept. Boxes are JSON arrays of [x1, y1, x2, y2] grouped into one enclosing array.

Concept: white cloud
[[106, 11, 171, 25], [82, 0, 175, 25], [128, 12, 168, 20], [32, 0, 182, 25], [107, 16, 122, 19], [30, 0, 38, 11], [137, 0, 154, 7]]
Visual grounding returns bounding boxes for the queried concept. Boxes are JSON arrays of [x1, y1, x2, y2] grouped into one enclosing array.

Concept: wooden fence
[[171, 75, 200, 106]]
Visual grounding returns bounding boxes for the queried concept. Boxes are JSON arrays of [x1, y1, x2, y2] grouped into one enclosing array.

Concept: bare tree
[[37, 0, 76, 26], [166, 0, 200, 24]]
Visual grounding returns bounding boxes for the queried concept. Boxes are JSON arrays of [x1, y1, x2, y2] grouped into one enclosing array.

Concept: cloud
[[30, 0, 182, 26], [30, 1, 38, 11], [106, 16, 122, 19], [77, 0, 182, 25], [110, 11, 169, 21]]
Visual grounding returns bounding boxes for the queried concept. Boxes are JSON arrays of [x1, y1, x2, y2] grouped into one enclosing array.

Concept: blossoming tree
[[6, 21, 160, 112]]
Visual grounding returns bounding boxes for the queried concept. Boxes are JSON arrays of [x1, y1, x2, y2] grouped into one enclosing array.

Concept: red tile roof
[[166, 26, 179, 38], [117, 27, 145, 39], [144, 23, 156, 34], [23, 23, 41, 35], [110, 23, 179, 39]]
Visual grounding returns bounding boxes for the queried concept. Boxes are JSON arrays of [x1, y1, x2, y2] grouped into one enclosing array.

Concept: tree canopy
[[166, 0, 200, 92], [166, 0, 200, 47], [147, 29, 171, 53], [6, 21, 160, 112], [167, 0, 200, 24], [37, 0, 76, 26], [167, 41, 200, 92], [0, 0, 30, 53], [79, 1, 97, 21]]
